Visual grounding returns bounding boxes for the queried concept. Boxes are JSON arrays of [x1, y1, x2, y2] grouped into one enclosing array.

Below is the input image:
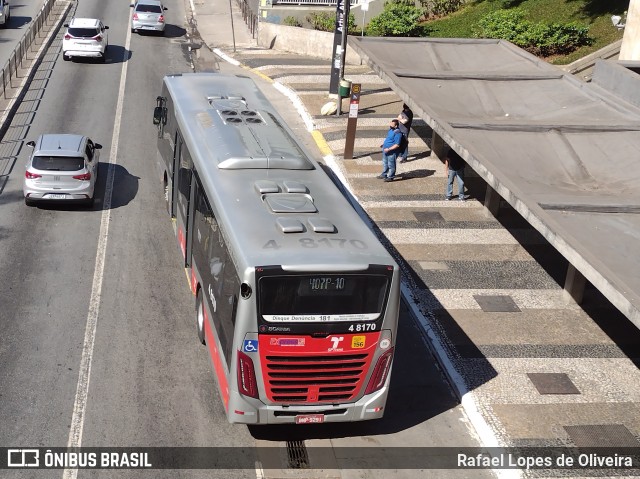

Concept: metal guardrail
[[1, 0, 57, 100], [238, 0, 258, 38]]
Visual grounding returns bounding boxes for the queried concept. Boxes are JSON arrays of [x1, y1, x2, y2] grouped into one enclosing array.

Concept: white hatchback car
[[23, 134, 102, 207], [62, 18, 109, 62]]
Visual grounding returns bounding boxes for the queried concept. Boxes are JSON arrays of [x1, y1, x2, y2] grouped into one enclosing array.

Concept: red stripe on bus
[[204, 307, 230, 410], [177, 227, 186, 258], [190, 269, 197, 295]]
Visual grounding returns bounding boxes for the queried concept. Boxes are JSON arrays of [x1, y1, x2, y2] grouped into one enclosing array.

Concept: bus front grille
[[264, 354, 370, 403]]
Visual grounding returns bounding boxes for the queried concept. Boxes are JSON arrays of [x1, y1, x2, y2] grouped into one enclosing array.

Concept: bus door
[[168, 131, 182, 218], [185, 171, 198, 268]]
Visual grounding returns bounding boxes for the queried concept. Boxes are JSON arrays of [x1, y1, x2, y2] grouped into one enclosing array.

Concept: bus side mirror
[[153, 106, 163, 125]]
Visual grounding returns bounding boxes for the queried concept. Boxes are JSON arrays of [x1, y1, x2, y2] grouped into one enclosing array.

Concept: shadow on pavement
[[248, 300, 462, 441]]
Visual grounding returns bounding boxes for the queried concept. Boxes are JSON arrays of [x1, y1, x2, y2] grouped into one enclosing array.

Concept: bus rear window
[[259, 274, 388, 322]]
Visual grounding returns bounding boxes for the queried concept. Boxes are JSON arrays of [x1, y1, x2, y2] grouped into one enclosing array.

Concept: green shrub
[[477, 8, 592, 56], [366, 2, 425, 37], [282, 16, 302, 27], [306, 12, 334, 32], [421, 0, 465, 18], [306, 12, 357, 32]]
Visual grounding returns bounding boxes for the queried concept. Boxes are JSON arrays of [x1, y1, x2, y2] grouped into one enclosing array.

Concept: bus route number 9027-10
[[348, 323, 376, 332], [262, 238, 368, 250]]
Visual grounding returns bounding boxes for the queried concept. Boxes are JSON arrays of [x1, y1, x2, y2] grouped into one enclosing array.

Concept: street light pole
[[228, 0, 237, 52]]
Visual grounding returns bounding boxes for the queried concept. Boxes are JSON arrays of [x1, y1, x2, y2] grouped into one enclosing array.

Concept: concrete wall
[[257, 22, 363, 65], [260, 1, 386, 29], [620, 0, 640, 60], [591, 59, 640, 109], [559, 40, 621, 82]]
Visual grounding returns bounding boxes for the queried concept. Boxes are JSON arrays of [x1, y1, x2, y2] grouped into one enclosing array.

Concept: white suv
[[0, 0, 10, 28], [62, 18, 109, 62]]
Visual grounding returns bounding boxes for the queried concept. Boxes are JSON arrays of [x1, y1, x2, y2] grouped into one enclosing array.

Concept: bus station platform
[[189, 2, 640, 477]]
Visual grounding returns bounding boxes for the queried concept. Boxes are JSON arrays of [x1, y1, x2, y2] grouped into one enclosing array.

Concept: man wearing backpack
[[397, 103, 413, 163]]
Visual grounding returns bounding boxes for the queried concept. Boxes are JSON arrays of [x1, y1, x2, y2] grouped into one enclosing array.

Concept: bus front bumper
[[227, 387, 389, 425]]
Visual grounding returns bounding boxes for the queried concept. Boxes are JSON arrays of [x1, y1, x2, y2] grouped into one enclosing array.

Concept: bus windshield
[[259, 274, 388, 322]]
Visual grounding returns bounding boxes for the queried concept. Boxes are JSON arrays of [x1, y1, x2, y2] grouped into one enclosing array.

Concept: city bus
[[152, 72, 400, 424]]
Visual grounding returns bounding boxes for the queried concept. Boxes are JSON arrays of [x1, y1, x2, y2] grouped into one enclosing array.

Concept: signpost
[[329, 0, 351, 95], [343, 83, 361, 159]]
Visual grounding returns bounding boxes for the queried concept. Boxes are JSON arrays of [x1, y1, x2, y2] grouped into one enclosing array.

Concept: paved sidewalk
[[188, 1, 640, 478]]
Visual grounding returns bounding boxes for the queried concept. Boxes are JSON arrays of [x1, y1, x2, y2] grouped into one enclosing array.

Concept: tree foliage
[[306, 11, 356, 33], [421, 0, 465, 18]]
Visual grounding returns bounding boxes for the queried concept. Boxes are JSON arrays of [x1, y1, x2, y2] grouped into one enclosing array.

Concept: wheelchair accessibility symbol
[[243, 340, 258, 353]]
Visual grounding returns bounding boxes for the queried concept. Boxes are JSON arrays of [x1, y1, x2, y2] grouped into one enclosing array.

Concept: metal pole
[[229, 0, 237, 53], [338, 2, 349, 83], [336, 0, 350, 116]]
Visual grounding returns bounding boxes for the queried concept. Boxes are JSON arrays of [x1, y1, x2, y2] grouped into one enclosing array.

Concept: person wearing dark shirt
[[397, 104, 413, 163], [378, 119, 402, 182], [445, 149, 467, 200]]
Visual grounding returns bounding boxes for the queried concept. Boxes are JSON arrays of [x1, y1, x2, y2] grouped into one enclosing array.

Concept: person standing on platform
[[378, 119, 402, 182], [445, 149, 467, 200], [397, 103, 413, 163]]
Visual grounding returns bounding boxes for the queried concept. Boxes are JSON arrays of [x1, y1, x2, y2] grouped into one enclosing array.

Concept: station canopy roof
[[350, 37, 640, 328]]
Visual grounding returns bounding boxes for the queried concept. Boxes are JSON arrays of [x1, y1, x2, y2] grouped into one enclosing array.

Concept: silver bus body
[[155, 73, 400, 424]]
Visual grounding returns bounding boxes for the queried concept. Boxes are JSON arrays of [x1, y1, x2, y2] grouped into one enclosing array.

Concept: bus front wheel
[[196, 289, 206, 345]]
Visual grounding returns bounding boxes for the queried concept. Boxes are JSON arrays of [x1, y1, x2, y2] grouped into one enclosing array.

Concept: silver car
[[23, 134, 102, 207], [0, 0, 10, 28], [130, 0, 167, 34]]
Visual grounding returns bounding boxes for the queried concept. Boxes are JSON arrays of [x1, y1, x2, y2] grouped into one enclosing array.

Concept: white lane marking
[[62, 21, 133, 479]]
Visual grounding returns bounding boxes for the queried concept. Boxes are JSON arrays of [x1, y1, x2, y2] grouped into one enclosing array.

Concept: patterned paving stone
[[475, 295, 523, 313], [527, 373, 581, 395], [564, 424, 640, 448]]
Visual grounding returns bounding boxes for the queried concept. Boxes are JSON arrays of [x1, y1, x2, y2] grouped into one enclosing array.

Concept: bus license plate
[[295, 414, 324, 425]]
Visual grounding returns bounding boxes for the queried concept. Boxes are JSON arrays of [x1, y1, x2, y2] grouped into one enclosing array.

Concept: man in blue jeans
[[445, 149, 467, 200], [378, 119, 402, 182], [397, 104, 413, 163]]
